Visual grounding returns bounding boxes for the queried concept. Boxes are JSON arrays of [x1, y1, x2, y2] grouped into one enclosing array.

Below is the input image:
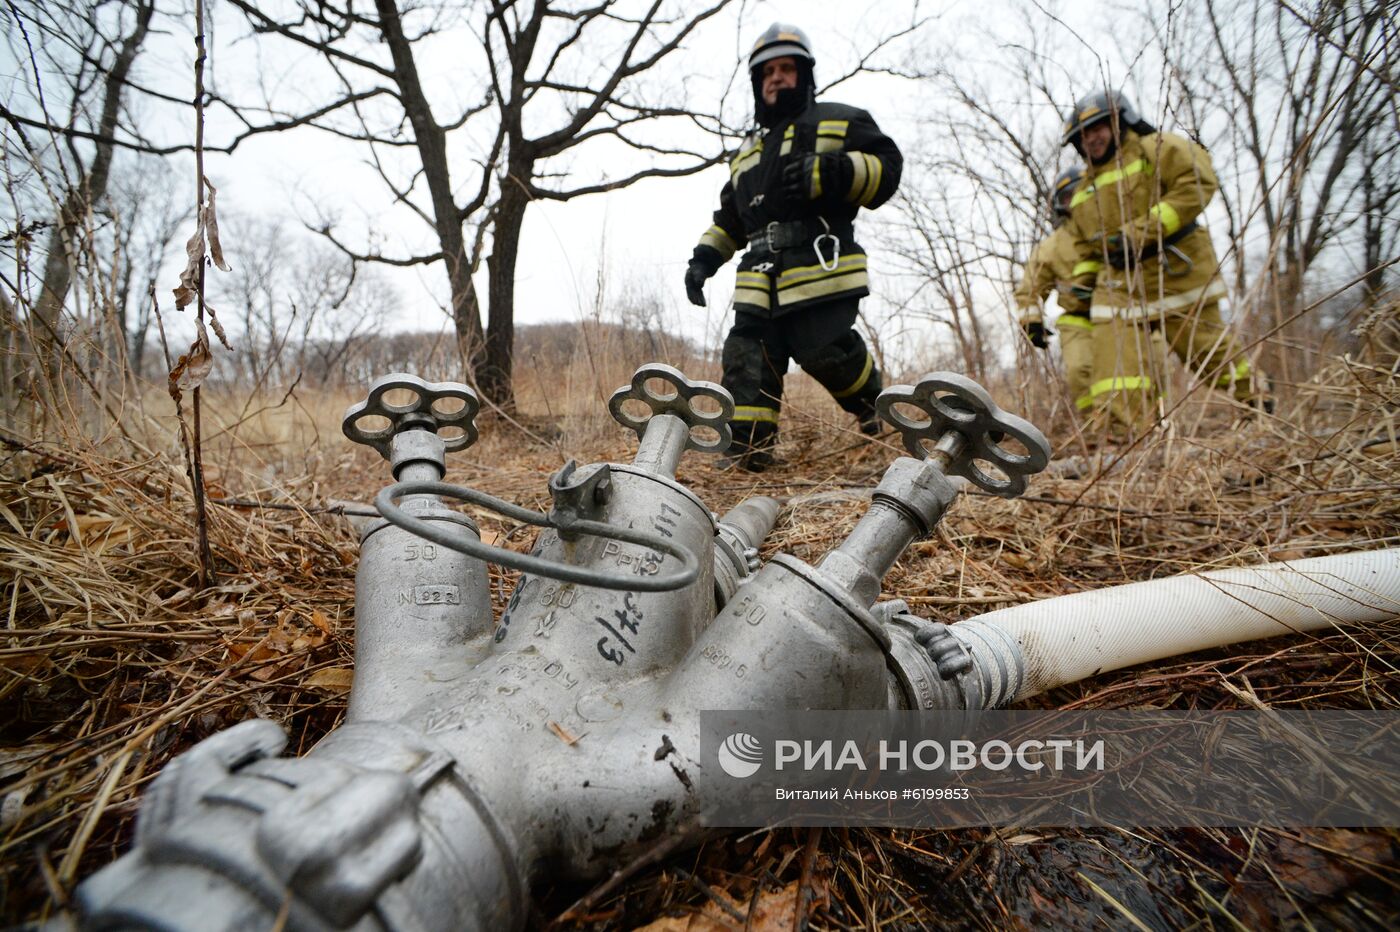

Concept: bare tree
[[875, 0, 1397, 397], [208, 216, 391, 390], [105, 159, 193, 380], [227, 0, 737, 406], [0, 0, 156, 403], [1159, 0, 1398, 369], [874, 15, 1076, 384], [0, 0, 420, 432]]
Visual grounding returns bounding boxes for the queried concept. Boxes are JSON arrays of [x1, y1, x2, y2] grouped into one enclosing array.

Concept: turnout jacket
[[1013, 225, 1083, 326], [691, 100, 902, 316], [1064, 130, 1226, 321]]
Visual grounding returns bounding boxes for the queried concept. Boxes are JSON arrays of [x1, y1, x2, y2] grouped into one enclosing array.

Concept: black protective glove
[[1023, 321, 1050, 349], [684, 261, 711, 307], [781, 152, 855, 207]]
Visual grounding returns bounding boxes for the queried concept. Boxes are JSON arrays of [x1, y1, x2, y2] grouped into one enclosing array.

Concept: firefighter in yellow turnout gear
[[1014, 167, 1097, 415], [1060, 90, 1268, 436], [684, 24, 902, 471]]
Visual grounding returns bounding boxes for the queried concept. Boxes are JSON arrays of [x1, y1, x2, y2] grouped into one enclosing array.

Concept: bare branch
[[311, 222, 444, 268], [531, 160, 720, 201], [531, 0, 733, 156], [225, 0, 395, 78]]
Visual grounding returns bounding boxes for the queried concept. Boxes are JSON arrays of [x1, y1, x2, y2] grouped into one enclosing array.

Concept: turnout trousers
[[721, 295, 882, 457], [1060, 313, 1170, 418], [1089, 300, 1265, 436], [1056, 313, 1095, 415]]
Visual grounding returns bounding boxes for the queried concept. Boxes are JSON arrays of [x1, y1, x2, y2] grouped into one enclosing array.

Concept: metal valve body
[[75, 365, 1051, 931], [343, 375, 495, 720]]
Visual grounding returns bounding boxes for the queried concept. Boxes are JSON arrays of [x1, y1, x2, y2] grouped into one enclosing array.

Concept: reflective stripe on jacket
[[1065, 131, 1226, 320], [690, 101, 902, 316]]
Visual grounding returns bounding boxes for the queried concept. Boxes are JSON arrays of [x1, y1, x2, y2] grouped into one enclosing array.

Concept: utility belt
[[747, 219, 846, 272], [1138, 218, 1197, 260], [748, 220, 812, 251]]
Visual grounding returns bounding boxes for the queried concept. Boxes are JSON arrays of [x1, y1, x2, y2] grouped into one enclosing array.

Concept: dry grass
[[2, 330, 1397, 927]]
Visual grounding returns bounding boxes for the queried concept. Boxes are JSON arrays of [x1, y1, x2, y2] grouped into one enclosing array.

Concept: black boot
[[848, 371, 884, 437], [723, 420, 779, 472]]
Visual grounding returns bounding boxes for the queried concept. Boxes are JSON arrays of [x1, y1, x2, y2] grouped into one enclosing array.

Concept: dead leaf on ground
[[305, 668, 354, 691], [631, 880, 805, 931], [226, 641, 278, 664], [290, 633, 325, 652], [249, 659, 302, 683], [308, 609, 333, 635]]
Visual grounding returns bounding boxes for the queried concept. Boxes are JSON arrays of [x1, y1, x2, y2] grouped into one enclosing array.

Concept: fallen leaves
[[226, 609, 332, 682], [55, 513, 139, 555], [305, 667, 354, 691], [633, 880, 810, 932], [308, 609, 333, 635]]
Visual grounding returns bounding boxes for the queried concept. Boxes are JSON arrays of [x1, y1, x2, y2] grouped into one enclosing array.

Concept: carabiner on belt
[[813, 216, 840, 272], [1163, 244, 1194, 278]]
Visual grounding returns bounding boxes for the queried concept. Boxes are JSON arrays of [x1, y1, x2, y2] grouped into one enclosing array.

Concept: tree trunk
[[130, 288, 152, 382], [32, 217, 76, 384], [374, 0, 487, 389], [482, 165, 531, 407], [443, 222, 488, 389], [0, 287, 16, 425], [31, 0, 155, 392]]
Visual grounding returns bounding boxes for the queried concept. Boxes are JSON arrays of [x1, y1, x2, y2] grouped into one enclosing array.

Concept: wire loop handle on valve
[[375, 480, 700, 592], [876, 372, 1051, 498], [607, 363, 734, 454]]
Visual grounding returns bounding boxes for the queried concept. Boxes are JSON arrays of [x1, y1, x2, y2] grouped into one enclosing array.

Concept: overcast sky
[[3, 0, 1212, 360], [193, 0, 1020, 349]]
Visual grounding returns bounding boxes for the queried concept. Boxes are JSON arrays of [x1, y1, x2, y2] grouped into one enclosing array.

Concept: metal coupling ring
[[875, 372, 1051, 497], [342, 373, 481, 460], [607, 363, 734, 454], [1164, 244, 1195, 278], [374, 480, 700, 592]]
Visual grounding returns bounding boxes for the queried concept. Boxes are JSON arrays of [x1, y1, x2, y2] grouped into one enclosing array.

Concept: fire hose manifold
[[74, 363, 1058, 929]]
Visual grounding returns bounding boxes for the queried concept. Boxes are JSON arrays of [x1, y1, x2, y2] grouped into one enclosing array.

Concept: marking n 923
[[411, 584, 460, 605]]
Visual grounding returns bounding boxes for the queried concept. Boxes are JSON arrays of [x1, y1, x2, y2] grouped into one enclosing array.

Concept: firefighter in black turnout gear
[[684, 24, 902, 471]]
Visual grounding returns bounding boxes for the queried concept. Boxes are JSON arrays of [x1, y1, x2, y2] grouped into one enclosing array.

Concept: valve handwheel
[[341, 368, 701, 592], [607, 363, 734, 454], [342, 373, 481, 459], [875, 372, 1051, 497]]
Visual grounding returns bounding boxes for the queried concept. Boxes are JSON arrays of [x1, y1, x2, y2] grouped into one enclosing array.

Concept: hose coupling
[[878, 605, 998, 729]]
